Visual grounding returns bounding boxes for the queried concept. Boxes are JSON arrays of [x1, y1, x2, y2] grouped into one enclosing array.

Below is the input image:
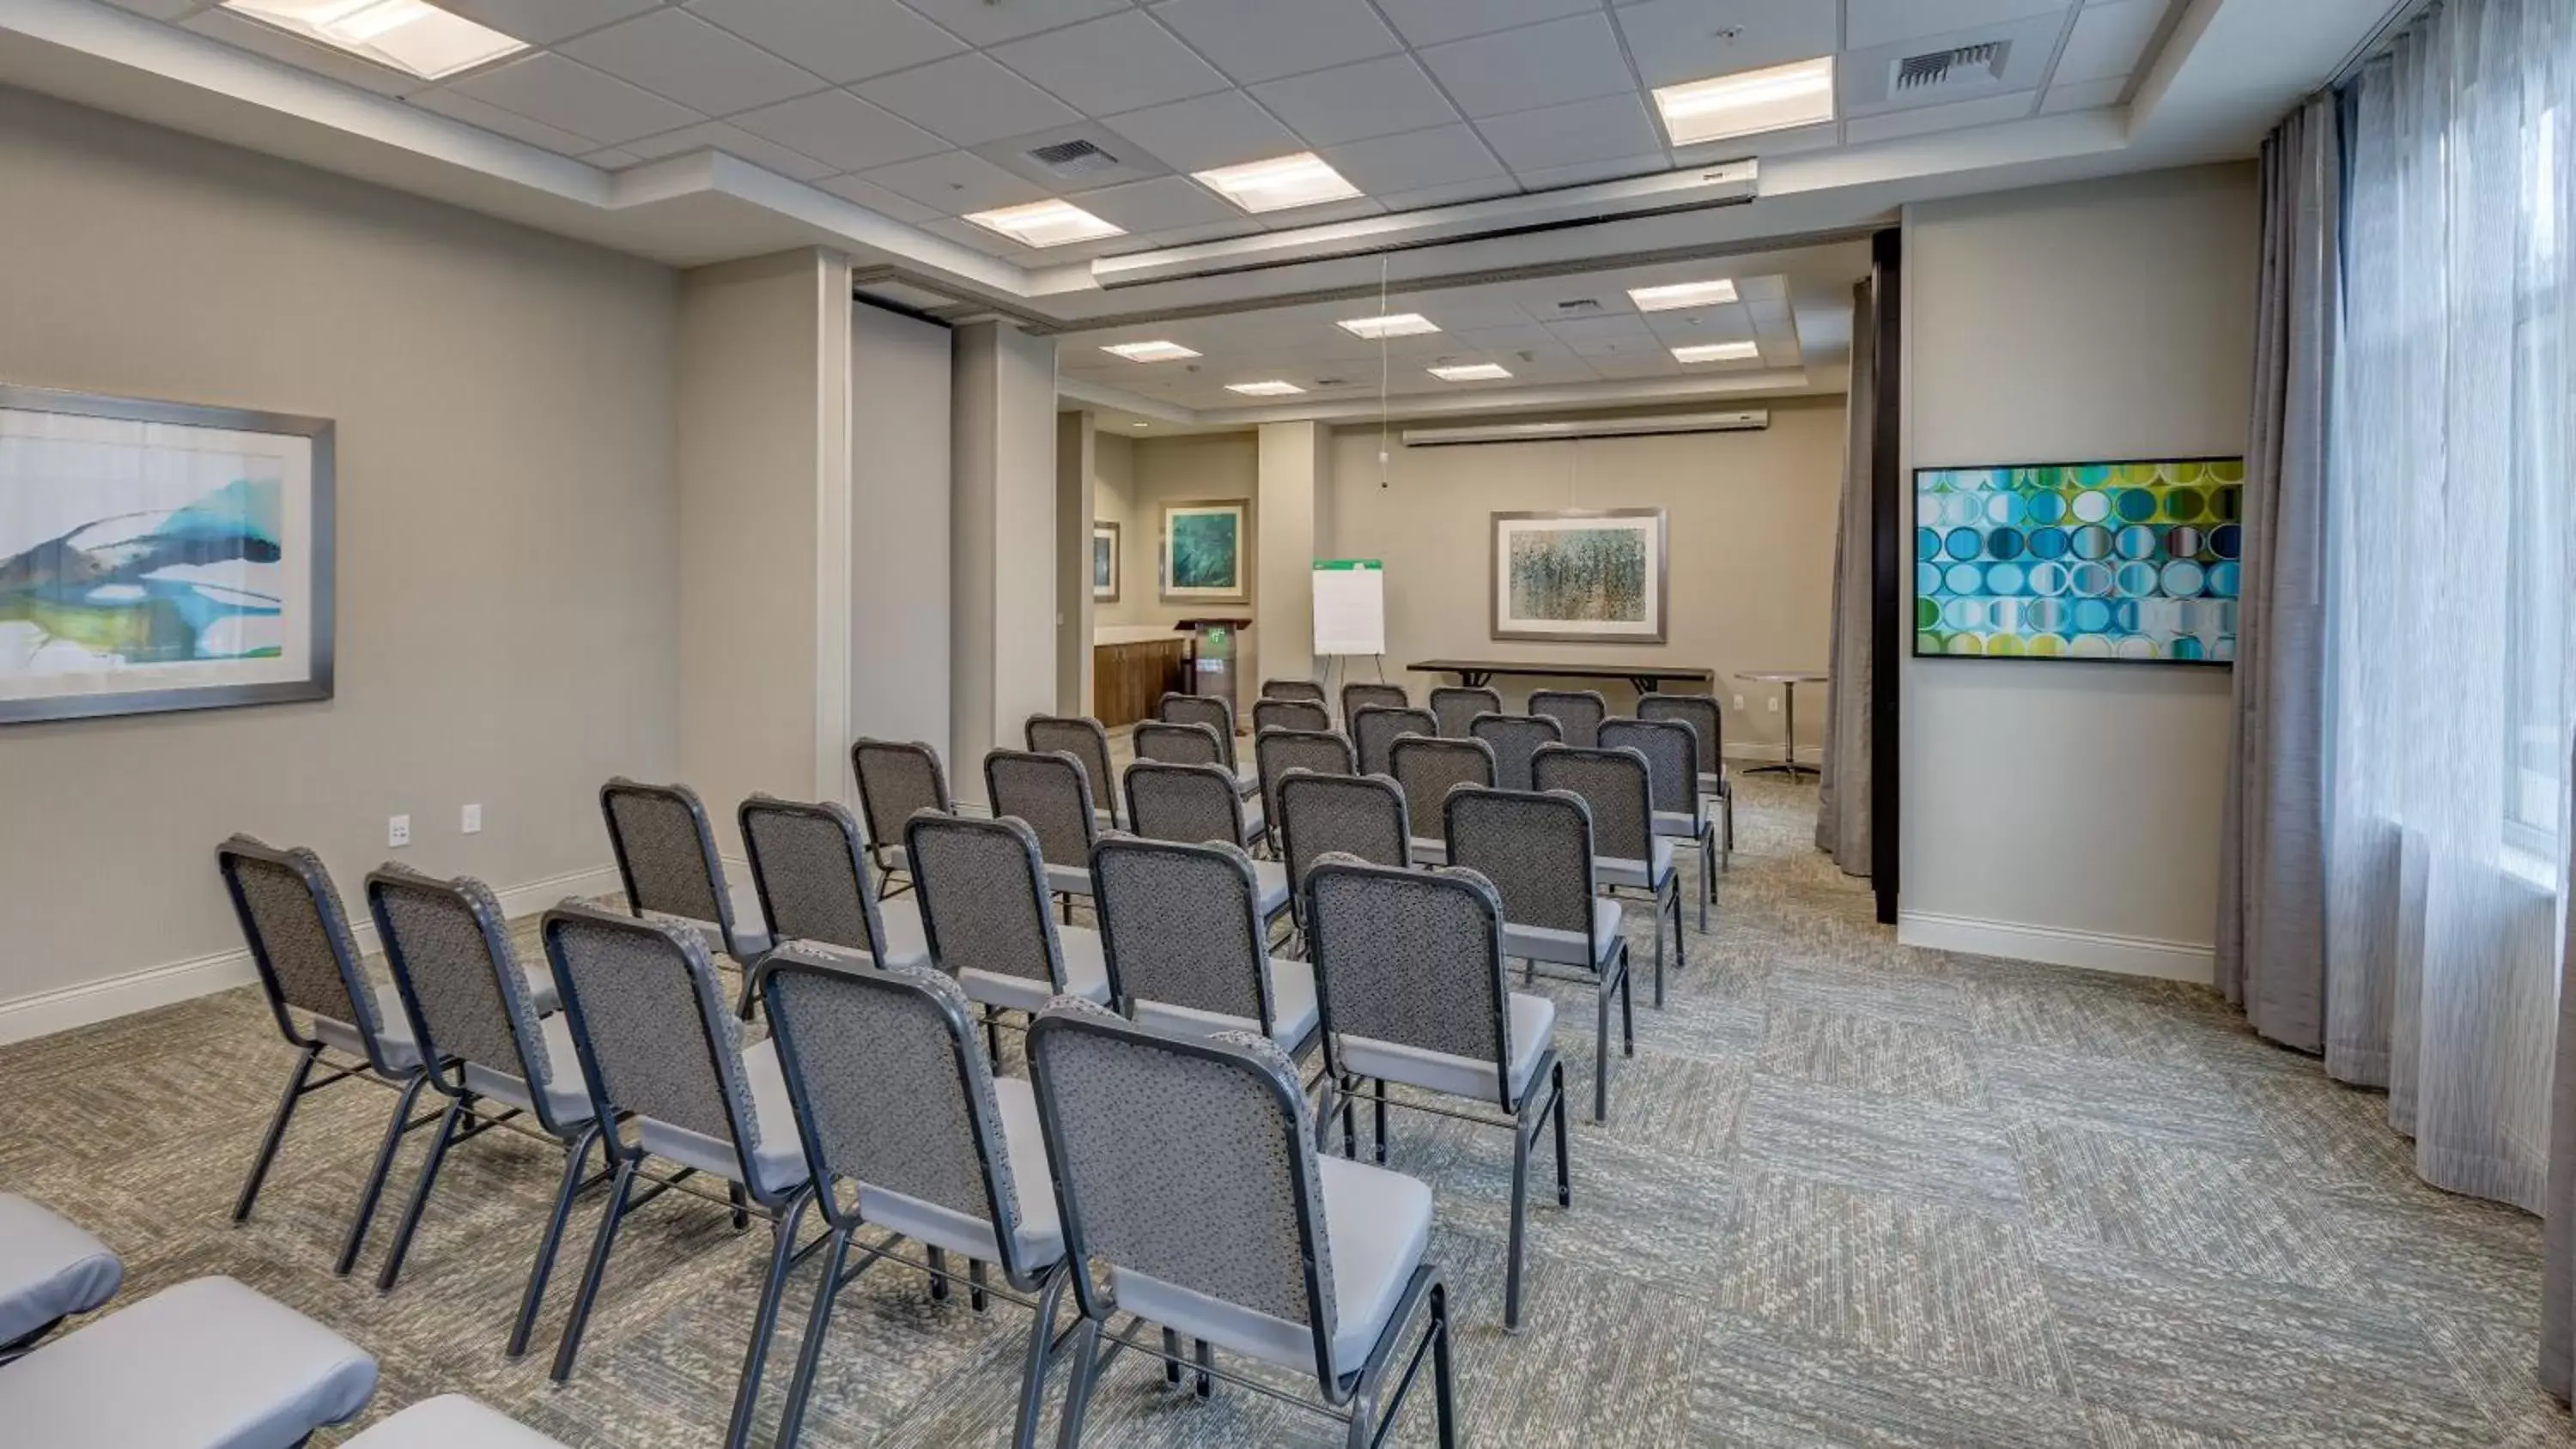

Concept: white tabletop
[[1738, 670, 1828, 684]]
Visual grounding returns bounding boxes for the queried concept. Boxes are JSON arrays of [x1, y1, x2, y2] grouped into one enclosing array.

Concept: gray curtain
[[2214, 94, 2338, 1048], [2546, 734, 2576, 1397], [1814, 278, 1873, 874]]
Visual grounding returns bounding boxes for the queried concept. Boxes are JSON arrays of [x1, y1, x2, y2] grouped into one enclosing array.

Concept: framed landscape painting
[[1092, 520, 1121, 603], [1160, 499, 1248, 605], [1491, 508, 1668, 643], [0, 385, 335, 723]]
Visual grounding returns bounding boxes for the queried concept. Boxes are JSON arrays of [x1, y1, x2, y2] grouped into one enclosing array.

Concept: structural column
[[1054, 411, 1097, 716], [1255, 420, 1334, 688], [950, 322, 1060, 805]]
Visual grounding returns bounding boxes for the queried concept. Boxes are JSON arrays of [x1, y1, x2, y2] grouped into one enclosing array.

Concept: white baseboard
[[1896, 910, 2215, 985], [0, 864, 625, 1048], [1722, 743, 1822, 765]]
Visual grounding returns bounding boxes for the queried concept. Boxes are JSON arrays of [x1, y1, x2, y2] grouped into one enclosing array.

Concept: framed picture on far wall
[[1913, 457, 2244, 664], [1491, 508, 1668, 643], [1, 385, 336, 724], [1160, 499, 1248, 605], [1092, 520, 1121, 603]]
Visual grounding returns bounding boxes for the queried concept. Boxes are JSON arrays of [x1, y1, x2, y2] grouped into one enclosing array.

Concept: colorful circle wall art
[[1912, 458, 2243, 664]]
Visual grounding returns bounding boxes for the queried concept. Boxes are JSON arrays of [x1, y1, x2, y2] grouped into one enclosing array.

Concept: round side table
[[1736, 670, 1826, 779]]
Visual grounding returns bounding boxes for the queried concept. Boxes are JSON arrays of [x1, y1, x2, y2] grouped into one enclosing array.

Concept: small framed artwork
[[1, 385, 336, 724], [1491, 508, 1668, 644], [1160, 499, 1249, 605], [1092, 520, 1121, 603]]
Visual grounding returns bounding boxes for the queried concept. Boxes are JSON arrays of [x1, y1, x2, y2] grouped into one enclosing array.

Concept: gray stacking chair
[[1470, 712, 1561, 791], [1277, 772, 1413, 905], [1158, 692, 1261, 800], [1637, 693, 1734, 867], [760, 951, 1074, 1449], [1091, 835, 1319, 1058], [1262, 678, 1328, 706], [1256, 726, 1357, 843], [1428, 686, 1501, 739], [1121, 761, 1289, 935], [906, 813, 1114, 1056], [1305, 858, 1569, 1331], [0, 1275, 379, 1449], [1527, 688, 1607, 749], [538, 903, 816, 1449], [0, 1195, 119, 1361], [217, 836, 444, 1277], [986, 748, 1102, 919], [599, 779, 771, 1013], [739, 794, 932, 985], [341, 1395, 568, 1446], [1027, 1003, 1457, 1449], [1340, 680, 1410, 726], [1028, 714, 1122, 830], [1253, 697, 1334, 735], [1351, 704, 1436, 777], [1601, 718, 1716, 929], [851, 737, 954, 893], [1388, 735, 1494, 867], [1533, 743, 1684, 1002], [1443, 787, 1635, 1121], [363, 867, 604, 1355], [1133, 718, 1226, 770]]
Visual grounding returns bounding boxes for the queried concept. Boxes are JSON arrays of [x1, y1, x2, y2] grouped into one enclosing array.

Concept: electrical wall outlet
[[461, 803, 483, 834], [1732, 693, 1745, 710], [387, 814, 411, 848], [1767, 696, 1781, 712]]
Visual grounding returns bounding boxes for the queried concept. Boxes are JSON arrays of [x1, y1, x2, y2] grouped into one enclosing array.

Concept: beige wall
[[950, 324, 1058, 803], [1092, 431, 1261, 633], [1324, 398, 1847, 749], [850, 301, 954, 763], [0, 86, 677, 1020]]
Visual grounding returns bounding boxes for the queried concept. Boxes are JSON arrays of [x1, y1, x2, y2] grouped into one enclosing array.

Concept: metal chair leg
[[1161, 1326, 1184, 1385], [1055, 1319, 1103, 1449], [728, 1181, 750, 1231], [1698, 828, 1713, 931], [1551, 1061, 1572, 1208], [1593, 980, 1613, 1125], [1650, 889, 1668, 1008], [725, 1188, 814, 1449], [1194, 1338, 1214, 1398], [1620, 944, 1637, 1057], [336, 1071, 429, 1276], [234, 1044, 319, 1223], [1671, 879, 1687, 970], [509, 1125, 598, 1358], [1506, 1099, 1532, 1332], [1011, 1265, 1072, 1449], [551, 1155, 638, 1383], [776, 1223, 853, 1449], [1372, 1078, 1389, 1166], [929, 1246, 951, 1301], [1431, 1282, 1458, 1449], [970, 1258, 989, 1313], [375, 1092, 467, 1292]]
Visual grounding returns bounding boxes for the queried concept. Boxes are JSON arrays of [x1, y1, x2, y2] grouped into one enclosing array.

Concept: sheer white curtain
[[2335, 0, 2574, 1210]]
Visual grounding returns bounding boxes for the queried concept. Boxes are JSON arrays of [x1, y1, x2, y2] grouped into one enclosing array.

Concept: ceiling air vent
[[1554, 298, 1604, 314], [1893, 40, 2009, 95], [1312, 377, 1352, 388], [1025, 137, 1123, 179]]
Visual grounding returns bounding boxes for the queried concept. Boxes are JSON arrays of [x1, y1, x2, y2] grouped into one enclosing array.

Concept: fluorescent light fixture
[[1193, 153, 1363, 214], [1428, 363, 1513, 382], [1628, 279, 1740, 312], [1225, 379, 1306, 397], [1339, 313, 1440, 340], [1652, 57, 1837, 147], [962, 198, 1124, 248], [1673, 341, 1762, 364], [222, 0, 526, 79], [1101, 340, 1200, 362], [1131, 421, 1150, 428]]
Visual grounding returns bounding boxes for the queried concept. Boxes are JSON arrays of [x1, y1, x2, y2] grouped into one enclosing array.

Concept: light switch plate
[[388, 814, 411, 848], [461, 803, 483, 834]]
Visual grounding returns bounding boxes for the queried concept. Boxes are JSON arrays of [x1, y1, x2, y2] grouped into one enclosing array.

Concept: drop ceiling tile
[[1644, 309, 1757, 342], [2056, 0, 2165, 83], [684, 0, 967, 85], [621, 120, 839, 179], [857, 53, 1083, 147], [1408, 296, 1535, 330], [1374, 0, 1603, 48], [921, 215, 1023, 256], [1419, 14, 1634, 118], [1845, 0, 2071, 50], [1609, 0, 1840, 90], [860, 148, 1053, 211], [560, 9, 825, 117], [1139, 218, 1272, 246], [447, 52, 702, 145], [180, 9, 428, 96], [1474, 93, 1660, 172], [1671, 118, 1840, 163], [1102, 89, 1303, 173], [436, 0, 659, 47], [990, 11, 1229, 115], [1147, 0, 1403, 86], [101, 0, 200, 19], [816, 172, 945, 221], [731, 89, 947, 172], [1318, 123, 1503, 195], [586, 147, 643, 167], [1454, 324, 1558, 351], [410, 88, 595, 155], [1583, 349, 1680, 378], [1547, 314, 1655, 348], [1068, 174, 1241, 231], [1843, 90, 2035, 145], [2040, 75, 2128, 112], [1378, 176, 1523, 211], [901, 0, 1133, 48], [1249, 56, 1459, 147], [1510, 154, 1669, 189], [1255, 196, 1385, 228]]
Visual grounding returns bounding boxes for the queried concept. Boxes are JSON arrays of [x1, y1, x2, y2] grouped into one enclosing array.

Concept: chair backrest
[[1443, 786, 1596, 937], [1255, 727, 1357, 829], [905, 812, 1065, 994], [1599, 718, 1701, 819], [1388, 735, 1496, 838], [1122, 761, 1249, 848], [1026, 715, 1119, 826], [851, 737, 953, 852], [1527, 689, 1607, 749], [1157, 694, 1238, 769], [1027, 1003, 1336, 1382], [760, 951, 1031, 1271], [1277, 771, 1412, 893], [1340, 682, 1409, 724], [367, 865, 569, 1130], [1636, 694, 1724, 777], [216, 835, 388, 1066], [598, 778, 740, 949], [1133, 718, 1225, 769], [542, 902, 769, 1187], [1090, 836, 1274, 1034], [1532, 743, 1656, 863], [1305, 858, 1516, 1108], [1252, 698, 1333, 735], [1351, 705, 1437, 777], [983, 749, 1097, 872], [1261, 678, 1327, 705], [1470, 712, 1563, 791], [1428, 685, 1502, 738], [738, 795, 891, 961]]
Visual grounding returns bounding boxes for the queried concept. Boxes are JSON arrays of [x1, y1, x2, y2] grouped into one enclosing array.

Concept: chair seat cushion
[[1252, 859, 1291, 922], [1595, 837, 1675, 889], [313, 979, 422, 1074], [871, 897, 933, 971], [1334, 991, 1555, 1106], [1043, 863, 1097, 900], [855, 1076, 1064, 1270], [342, 1395, 568, 1447], [1698, 768, 1729, 796], [1233, 762, 1261, 797], [958, 926, 1113, 1014], [635, 1038, 808, 1197], [1652, 809, 1714, 840], [1110, 1155, 1431, 1379], [1242, 799, 1267, 846], [0, 1275, 377, 1449], [0, 1195, 121, 1348], [1503, 899, 1624, 969], [1128, 957, 1320, 1051], [458, 1011, 598, 1128], [1407, 835, 1446, 866]]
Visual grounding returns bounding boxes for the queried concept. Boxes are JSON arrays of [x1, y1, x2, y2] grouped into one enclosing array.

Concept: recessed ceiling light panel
[[1673, 341, 1762, 364], [1101, 340, 1200, 362], [1193, 153, 1363, 214], [222, 0, 527, 79], [1428, 363, 1513, 381], [1653, 57, 1837, 147], [1628, 279, 1741, 312], [1226, 380, 1307, 397], [1339, 313, 1440, 340], [961, 198, 1125, 248]]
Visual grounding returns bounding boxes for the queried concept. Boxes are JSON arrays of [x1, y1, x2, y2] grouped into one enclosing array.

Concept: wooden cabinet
[[1094, 636, 1190, 728]]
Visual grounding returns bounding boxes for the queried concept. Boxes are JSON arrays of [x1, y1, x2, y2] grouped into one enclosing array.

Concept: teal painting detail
[[1169, 512, 1237, 590], [1509, 526, 1648, 623], [0, 477, 286, 664]]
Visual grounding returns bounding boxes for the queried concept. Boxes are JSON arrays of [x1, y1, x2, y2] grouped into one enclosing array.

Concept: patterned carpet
[[3, 773, 2569, 1447]]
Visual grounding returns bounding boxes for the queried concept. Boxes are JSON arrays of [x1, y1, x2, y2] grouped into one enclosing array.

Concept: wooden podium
[[1176, 617, 1254, 723]]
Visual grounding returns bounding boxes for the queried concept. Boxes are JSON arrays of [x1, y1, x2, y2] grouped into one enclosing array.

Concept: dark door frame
[[1868, 227, 1903, 926]]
